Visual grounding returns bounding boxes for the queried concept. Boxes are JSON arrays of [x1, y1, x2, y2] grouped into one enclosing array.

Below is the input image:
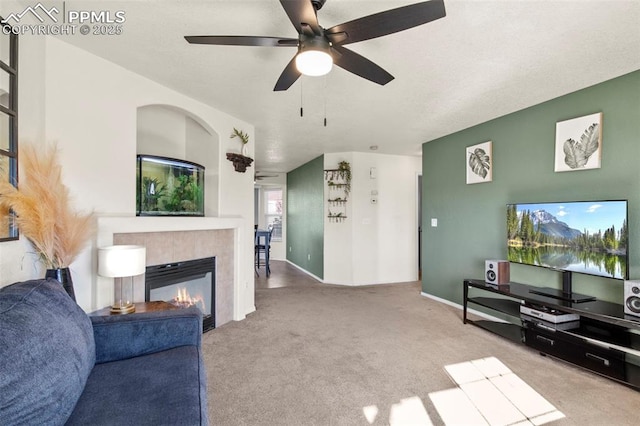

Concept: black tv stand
[[463, 278, 640, 390], [528, 287, 596, 303]]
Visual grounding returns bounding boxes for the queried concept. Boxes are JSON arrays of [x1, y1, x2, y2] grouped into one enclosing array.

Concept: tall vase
[[45, 267, 76, 301]]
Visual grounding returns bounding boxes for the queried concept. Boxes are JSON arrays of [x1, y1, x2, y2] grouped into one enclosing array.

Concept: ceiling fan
[[185, 0, 446, 91], [255, 172, 279, 181]]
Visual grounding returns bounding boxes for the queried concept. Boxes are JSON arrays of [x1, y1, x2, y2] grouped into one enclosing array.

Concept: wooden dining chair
[[255, 227, 273, 277]]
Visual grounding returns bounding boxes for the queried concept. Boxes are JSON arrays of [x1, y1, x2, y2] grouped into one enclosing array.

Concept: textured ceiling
[[52, 0, 640, 173]]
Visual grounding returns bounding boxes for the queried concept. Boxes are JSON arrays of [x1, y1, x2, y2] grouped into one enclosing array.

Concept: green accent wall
[[287, 155, 324, 278], [422, 70, 640, 304]]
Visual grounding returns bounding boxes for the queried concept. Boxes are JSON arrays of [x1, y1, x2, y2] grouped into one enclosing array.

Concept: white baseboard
[[285, 260, 324, 283], [420, 291, 506, 323]]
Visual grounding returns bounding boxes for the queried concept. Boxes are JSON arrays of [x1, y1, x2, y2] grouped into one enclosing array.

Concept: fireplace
[[145, 257, 215, 332]]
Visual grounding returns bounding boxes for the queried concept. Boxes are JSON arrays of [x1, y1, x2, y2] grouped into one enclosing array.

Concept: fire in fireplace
[[173, 287, 206, 311], [145, 257, 215, 332]]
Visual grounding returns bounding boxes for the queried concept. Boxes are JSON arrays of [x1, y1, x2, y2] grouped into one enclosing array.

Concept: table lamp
[[98, 245, 146, 314]]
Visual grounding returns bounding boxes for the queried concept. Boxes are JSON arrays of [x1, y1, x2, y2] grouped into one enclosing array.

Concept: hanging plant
[[337, 161, 351, 197], [337, 161, 351, 181], [324, 161, 351, 222]]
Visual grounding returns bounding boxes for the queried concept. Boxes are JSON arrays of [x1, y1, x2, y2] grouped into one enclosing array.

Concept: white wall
[[323, 153, 354, 284], [324, 152, 421, 285], [186, 116, 220, 217], [137, 106, 186, 158], [137, 105, 220, 216], [0, 35, 255, 317]]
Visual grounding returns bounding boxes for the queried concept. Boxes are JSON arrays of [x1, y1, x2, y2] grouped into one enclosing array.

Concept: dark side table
[[91, 301, 178, 316]]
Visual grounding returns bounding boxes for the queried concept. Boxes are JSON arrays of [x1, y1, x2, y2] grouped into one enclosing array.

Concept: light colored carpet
[[203, 262, 638, 425]]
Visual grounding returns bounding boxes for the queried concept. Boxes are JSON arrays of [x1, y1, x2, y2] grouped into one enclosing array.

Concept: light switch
[[431, 218, 438, 227]]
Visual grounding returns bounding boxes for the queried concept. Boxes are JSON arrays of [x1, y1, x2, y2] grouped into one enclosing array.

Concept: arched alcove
[[136, 105, 220, 216]]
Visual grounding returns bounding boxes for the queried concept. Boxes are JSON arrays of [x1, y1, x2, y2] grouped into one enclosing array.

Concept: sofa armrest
[[90, 306, 202, 364]]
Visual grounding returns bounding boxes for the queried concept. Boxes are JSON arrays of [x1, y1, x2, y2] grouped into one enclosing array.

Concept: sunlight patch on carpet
[[363, 396, 433, 425], [389, 396, 433, 426], [429, 388, 488, 425], [362, 405, 379, 423], [430, 356, 565, 425], [361, 357, 562, 425]]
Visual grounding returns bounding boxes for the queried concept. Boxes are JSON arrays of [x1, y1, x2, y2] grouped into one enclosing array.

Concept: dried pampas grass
[[0, 144, 94, 268]]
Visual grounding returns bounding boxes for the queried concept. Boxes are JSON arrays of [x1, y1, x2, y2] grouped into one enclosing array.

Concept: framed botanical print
[[466, 141, 492, 184], [554, 112, 602, 172]]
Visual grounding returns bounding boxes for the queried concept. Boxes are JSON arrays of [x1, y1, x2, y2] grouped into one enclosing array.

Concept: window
[[0, 21, 17, 241], [264, 188, 282, 241]]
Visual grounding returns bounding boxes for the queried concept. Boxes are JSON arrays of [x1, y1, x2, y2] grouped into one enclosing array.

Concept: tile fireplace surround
[[96, 217, 244, 327]]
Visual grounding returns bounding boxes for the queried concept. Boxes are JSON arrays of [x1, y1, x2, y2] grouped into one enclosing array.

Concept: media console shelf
[[463, 278, 640, 390]]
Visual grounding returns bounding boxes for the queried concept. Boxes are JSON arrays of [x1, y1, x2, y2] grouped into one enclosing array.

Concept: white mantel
[[97, 216, 244, 241]]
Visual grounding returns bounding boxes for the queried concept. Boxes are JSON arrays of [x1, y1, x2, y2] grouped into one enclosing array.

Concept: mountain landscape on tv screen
[[522, 210, 582, 240], [507, 202, 628, 279]]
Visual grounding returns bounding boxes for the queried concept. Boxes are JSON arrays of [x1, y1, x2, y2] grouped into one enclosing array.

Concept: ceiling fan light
[[296, 50, 333, 76]]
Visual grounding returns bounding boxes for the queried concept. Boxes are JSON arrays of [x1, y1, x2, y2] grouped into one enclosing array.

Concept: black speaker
[[485, 260, 510, 284], [624, 280, 640, 317]]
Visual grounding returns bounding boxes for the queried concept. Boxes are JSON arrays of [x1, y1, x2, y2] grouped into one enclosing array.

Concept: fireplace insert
[[145, 257, 215, 332]]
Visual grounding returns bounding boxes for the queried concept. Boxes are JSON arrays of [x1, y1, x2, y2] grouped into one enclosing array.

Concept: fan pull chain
[[300, 78, 304, 117], [323, 75, 327, 127]]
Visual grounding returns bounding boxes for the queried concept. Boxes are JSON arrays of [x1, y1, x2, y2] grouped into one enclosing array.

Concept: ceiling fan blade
[[274, 55, 302, 91], [280, 0, 321, 35], [325, 0, 446, 46], [331, 45, 394, 86], [185, 35, 298, 47], [256, 173, 279, 179]]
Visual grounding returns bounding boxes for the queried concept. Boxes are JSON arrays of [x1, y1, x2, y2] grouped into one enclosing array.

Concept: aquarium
[[137, 155, 204, 216]]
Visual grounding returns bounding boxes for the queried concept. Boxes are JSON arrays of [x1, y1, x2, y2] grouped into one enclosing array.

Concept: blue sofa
[[0, 278, 209, 425]]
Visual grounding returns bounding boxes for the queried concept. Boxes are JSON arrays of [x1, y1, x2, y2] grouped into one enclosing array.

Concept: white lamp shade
[[98, 245, 146, 277], [295, 50, 333, 76]]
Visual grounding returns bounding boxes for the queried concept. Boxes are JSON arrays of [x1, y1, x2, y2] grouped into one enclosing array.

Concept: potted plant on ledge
[[0, 143, 94, 301], [226, 127, 253, 172]]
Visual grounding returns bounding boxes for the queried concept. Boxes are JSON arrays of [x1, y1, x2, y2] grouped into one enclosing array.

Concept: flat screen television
[[507, 200, 628, 301]]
